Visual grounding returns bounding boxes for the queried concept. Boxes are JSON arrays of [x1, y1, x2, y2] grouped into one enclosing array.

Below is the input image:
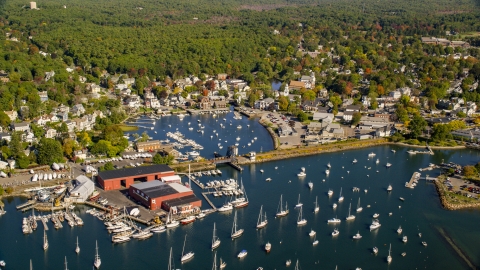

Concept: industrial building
[[128, 180, 201, 212], [67, 175, 95, 203], [136, 140, 162, 152], [97, 164, 175, 190]]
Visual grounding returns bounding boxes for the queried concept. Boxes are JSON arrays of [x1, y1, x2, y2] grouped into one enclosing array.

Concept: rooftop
[[98, 164, 173, 180], [131, 180, 178, 198]]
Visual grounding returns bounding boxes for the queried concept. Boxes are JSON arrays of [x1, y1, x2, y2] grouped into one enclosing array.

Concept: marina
[[2, 144, 480, 268]]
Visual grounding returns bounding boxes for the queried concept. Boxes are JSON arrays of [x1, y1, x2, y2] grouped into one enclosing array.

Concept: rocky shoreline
[[433, 179, 480, 210]]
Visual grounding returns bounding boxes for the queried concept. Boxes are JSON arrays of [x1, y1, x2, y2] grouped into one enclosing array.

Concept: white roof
[[169, 182, 191, 193], [160, 175, 181, 182]]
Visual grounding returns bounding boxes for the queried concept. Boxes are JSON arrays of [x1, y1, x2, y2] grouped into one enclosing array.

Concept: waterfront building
[[67, 175, 95, 203], [128, 180, 201, 211], [97, 164, 174, 190]]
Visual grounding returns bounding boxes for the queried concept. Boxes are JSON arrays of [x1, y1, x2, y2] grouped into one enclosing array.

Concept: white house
[[254, 98, 275, 110], [72, 104, 86, 116], [313, 112, 334, 124]]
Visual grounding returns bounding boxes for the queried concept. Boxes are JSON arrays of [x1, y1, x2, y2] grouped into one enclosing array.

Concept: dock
[[16, 200, 35, 210], [406, 172, 421, 188], [201, 192, 217, 211], [41, 217, 49, 230], [227, 163, 244, 171]]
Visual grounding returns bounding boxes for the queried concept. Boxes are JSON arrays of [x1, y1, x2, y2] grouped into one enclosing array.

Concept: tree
[[447, 120, 466, 131], [297, 111, 308, 122], [431, 124, 452, 141], [8, 132, 23, 159], [62, 138, 78, 159], [99, 161, 115, 171], [16, 153, 30, 169], [456, 111, 467, 118], [0, 111, 10, 128], [37, 138, 64, 165], [302, 90, 316, 101], [78, 131, 92, 148], [137, 131, 149, 142], [152, 153, 174, 165], [463, 165, 478, 178], [408, 114, 427, 138], [278, 96, 289, 111], [351, 112, 362, 126]]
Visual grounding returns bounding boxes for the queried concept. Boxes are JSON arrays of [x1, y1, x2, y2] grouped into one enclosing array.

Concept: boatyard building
[[67, 175, 95, 203], [97, 164, 175, 190], [128, 180, 201, 212]]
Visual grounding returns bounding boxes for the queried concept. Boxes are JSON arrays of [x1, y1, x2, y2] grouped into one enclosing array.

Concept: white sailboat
[[181, 234, 194, 263], [75, 236, 80, 254], [312, 234, 319, 246], [276, 194, 289, 217], [212, 223, 221, 250], [346, 203, 355, 220], [231, 212, 244, 239], [387, 243, 392, 263], [295, 194, 303, 208], [94, 240, 101, 269], [297, 205, 307, 226], [43, 230, 48, 250], [338, 187, 344, 202], [314, 196, 320, 213], [256, 205, 268, 229], [165, 208, 180, 228], [356, 198, 363, 212]]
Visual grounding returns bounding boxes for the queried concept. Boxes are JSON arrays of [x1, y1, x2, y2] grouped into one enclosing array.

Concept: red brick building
[[97, 164, 175, 190], [128, 180, 201, 212]]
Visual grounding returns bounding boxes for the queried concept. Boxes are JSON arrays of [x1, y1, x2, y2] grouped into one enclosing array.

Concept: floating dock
[[16, 200, 35, 210], [406, 172, 421, 188], [201, 192, 217, 211]]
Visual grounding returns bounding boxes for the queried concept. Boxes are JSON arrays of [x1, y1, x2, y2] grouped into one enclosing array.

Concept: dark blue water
[[3, 146, 480, 269], [132, 108, 274, 158]]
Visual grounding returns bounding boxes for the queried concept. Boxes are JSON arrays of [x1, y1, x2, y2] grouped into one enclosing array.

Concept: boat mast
[[212, 223, 217, 246], [188, 164, 191, 188], [182, 234, 187, 258], [64, 256, 68, 270], [257, 205, 263, 226], [212, 251, 217, 270], [348, 203, 351, 216], [168, 247, 172, 270], [95, 240, 100, 261], [232, 212, 237, 235]]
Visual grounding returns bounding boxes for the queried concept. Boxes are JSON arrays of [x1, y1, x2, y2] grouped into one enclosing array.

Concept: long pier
[[201, 192, 217, 211], [41, 218, 49, 230], [406, 172, 421, 188], [16, 200, 35, 210]]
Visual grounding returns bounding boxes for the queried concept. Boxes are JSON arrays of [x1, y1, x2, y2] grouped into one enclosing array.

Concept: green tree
[[99, 161, 115, 171], [351, 112, 362, 126], [278, 96, 289, 111], [0, 111, 10, 128], [62, 138, 78, 159], [456, 111, 467, 118], [78, 131, 92, 148], [16, 153, 30, 169], [463, 165, 478, 178], [297, 111, 308, 122], [37, 138, 64, 165], [137, 131, 150, 143], [302, 90, 316, 101], [8, 132, 23, 159], [431, 124, 452, 141], [152, 153, 174, 165], [408, 114, 427, 138]]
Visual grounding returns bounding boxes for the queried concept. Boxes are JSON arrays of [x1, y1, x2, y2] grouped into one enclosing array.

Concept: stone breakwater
[[434, 179, 480, 210], [258, 119, 280, 150]]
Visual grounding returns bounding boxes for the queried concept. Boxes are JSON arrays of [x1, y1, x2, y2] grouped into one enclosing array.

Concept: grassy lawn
[[118, 124, 139, 132]]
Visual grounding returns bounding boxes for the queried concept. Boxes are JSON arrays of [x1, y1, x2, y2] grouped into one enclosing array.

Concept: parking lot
[[444, 176, 480, 198]]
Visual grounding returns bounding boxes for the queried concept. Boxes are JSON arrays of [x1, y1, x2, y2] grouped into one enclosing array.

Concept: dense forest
[[1, 0, 479, 80]]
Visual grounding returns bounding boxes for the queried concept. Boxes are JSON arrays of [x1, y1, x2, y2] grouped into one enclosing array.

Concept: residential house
[[359, 116, 392, 129], [65, 120, 77, 132], [45, 71, 55, 81], [317, 106, 330, 113], [212, 100, 227, 109], [57, 104, 70, 114], [345, 105, 361, 112], [72, 104, 86, 116], [74, 117, 91, 131], [4, 111, 17, 121], [389, 91, 402, 100], [57, 112, 68, 122], [0, 133, 11, 142], [217, 73, 228, 80], [123, 77, 135, 87], [74, 149, 88, 160], [288, 81, 305, 91], [126, 95, 141, 108], [45, 128, 57, 139], [321, 123, 345, 139], [198, 97, 211, 110], [343, 111, 356, 122], [301, 98, 323, 112], [307, 122, 323, 134], [88, 83, 102, 93], [11, 122, 30, 132], [38, 91, 48, 102], [254, 98, 275, 110], [300, 74, 315, 89], [451, 128, 480, 141], [22, 132, 35, 143]]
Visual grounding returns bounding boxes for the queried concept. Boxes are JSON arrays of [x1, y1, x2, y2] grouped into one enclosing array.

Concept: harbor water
[[129, 108, 274, 158], [2, 146, 480, 269]]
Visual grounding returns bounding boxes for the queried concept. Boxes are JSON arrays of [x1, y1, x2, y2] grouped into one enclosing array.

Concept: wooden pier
[[41, 218, 48, 230], [201, 192, 217, 211], [406, 172, 421, 188], [16, 200, 35, 210]]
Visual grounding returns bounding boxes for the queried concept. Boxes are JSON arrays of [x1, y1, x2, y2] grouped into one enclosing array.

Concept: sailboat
[[211, 223, 221, 250], [94, 240, 101, 269], [165, 208, 180, 228], [276, 194, 289, 217], [294, 260, 300, 270], [356, 198, 363, 212], [219, 257, 226, 269], [387, 243, 392, 263], [234, 178, 249, 208], [75, 236, 80, 254], [338, 187, 344, 202], [346, 203, 355, 220], [181, 234, 194, 263], [314, 196, 320, 213], [231, 212, 244, 239], [297, 205, 307, 226], [295, 194, 303, 208], [43, 230, 48, 250], [312, 235, 319, 245], [256, 205, 268, 229]]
